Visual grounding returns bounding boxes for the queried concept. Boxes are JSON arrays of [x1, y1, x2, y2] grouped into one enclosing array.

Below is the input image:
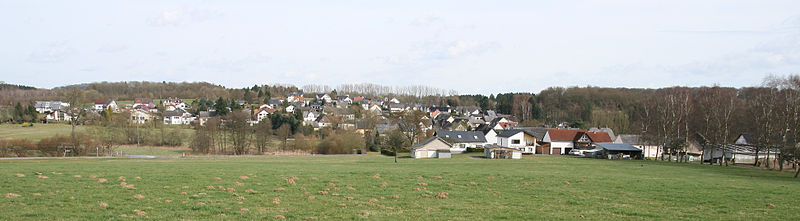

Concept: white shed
[[409, 137, 453, 159]]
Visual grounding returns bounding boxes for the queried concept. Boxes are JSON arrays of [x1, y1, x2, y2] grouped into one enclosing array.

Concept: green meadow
[[2, 153, 799, 220]]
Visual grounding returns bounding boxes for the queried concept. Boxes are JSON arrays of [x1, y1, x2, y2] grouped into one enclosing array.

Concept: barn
[[409, 137, 453, 159]]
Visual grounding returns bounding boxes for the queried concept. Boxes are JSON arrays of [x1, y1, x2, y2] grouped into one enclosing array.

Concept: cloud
[[193, 53, 271, 72], [97, 44, 128, 53], [147, 8, 222, 27], [410, 15, 443, 27], [26, 43, 76, 63]]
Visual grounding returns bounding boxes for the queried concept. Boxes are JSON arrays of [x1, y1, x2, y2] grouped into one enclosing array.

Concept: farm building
[[594, 143, 643, 160], [484, 145, 522, 159], [409, 137, 452, 159]]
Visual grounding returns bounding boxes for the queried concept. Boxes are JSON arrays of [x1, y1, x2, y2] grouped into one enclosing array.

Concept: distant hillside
[[0, 82, 37, 90]]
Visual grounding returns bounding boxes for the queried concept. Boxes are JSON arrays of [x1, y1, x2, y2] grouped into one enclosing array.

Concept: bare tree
[[276, 124, 291, 150], [254, 118, 272, 153], [227, 111, 251, 155]]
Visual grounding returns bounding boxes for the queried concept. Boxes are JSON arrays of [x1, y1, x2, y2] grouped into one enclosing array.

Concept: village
[[29, 90, 779, 164]]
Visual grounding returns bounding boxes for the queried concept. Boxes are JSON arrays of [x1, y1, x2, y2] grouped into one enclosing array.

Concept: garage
[[552, 148, 561, 155]]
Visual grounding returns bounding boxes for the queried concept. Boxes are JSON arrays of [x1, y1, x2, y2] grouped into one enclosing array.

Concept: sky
[[1, 0, 799, 95]]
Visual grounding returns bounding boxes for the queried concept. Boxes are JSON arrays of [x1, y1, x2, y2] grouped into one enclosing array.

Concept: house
[[389, 103, 408, 113], [163, 98, 187, 110], [541, 129, 581, 155], [267, 99, 283, 108], [614, 134, 660, 159], [197, 111, 217, 126], [133, 98, 156, 110], [435, 130, 487, 153], [481, 128, 498, 145], [575, 131, 613, 149], [163, 109, 194, 125], [409, 137, 452, 159], [129, 109, 152, 124], [314, 115, 333, 128], [34, 101, 69, 113], [315, 93, 332, 103], [388, 97, 400, 104], [286, 92, 305, 103], [593, 143, 643, 159], [303, 111, 319, 124], [254, 108, 275, 122], [483, 117, 517, 131], [336, 95, 352, 104], [94, 99, 118, 112], [497, 129, 538, 153], [285, 105, 296, 113], [484, 145, 522, 159]]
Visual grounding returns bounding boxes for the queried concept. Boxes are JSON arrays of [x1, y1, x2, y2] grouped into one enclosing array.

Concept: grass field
[[0, 123, 83, 141], [2, 154, 799, 220]]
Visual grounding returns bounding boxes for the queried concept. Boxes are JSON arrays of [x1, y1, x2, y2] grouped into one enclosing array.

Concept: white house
[[94, 99, 118, 112], [34, 101, 69, 113], [482, 129, 498, 145], [336, 95, 352, 104], [315, 93, 332, 103], [254, 108, 274, 122], [409, 137, 452, 159], [497, 129, 538, 153], [163, 109, 194, 125]]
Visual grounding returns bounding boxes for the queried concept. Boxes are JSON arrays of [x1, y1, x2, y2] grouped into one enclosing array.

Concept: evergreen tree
[[214, 97, 230, 116]]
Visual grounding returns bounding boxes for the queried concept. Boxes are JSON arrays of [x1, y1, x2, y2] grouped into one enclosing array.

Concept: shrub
[[37, 135, 72, 156], [466, 147, 485, 153], [3, 139, 36, 157], [315, 131, 364, 154]]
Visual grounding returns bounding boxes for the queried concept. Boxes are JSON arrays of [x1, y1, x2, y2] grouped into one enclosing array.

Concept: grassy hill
[[1, 154, 798, 220], [0, 124, 82, 141]]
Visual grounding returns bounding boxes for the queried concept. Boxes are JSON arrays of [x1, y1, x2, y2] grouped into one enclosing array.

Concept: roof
[[596, 143, 642, 152], [589, 127, 616, 140], [585, 131, 613, 142], [435, 130, 486, 143], [516, 127, 549, 140], [546, 129, 584, 141], [410, 137, 452, 150], [497, 129, 535, 138], [134, 98, 153, 104], [198, 111, 217, 118], [94, 99, 108, 105], [615, 134, 642, 145]]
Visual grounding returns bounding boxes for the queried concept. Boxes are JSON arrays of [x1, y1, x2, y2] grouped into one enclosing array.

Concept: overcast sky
[[2, 1, 799, 94]]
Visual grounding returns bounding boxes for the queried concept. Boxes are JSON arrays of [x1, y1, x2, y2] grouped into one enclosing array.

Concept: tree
[[214, 97, 229, 116], [254, 118, 273, 153], [64, 88, 88, 141], [392, 110, 429, 146], [227, 111, 251, 155], [276, 124, 292, 150], [386, 129, 408, 163]]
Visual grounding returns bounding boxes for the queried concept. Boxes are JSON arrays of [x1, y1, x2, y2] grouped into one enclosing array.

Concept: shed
[[595, 143, 643, 160], [409, 137, 453, 159], [484, 145, 522, 159]]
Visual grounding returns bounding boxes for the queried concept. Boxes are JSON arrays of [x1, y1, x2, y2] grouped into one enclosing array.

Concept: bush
[[37, 135, 72, 156], [2, 139, 36, 157], [380, 148, 409, 156], [466, 147, 485, 153], [315, 131, 365, 154]]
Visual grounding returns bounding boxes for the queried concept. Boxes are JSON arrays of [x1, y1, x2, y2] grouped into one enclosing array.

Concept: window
[[512, 139, 521, 144]]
